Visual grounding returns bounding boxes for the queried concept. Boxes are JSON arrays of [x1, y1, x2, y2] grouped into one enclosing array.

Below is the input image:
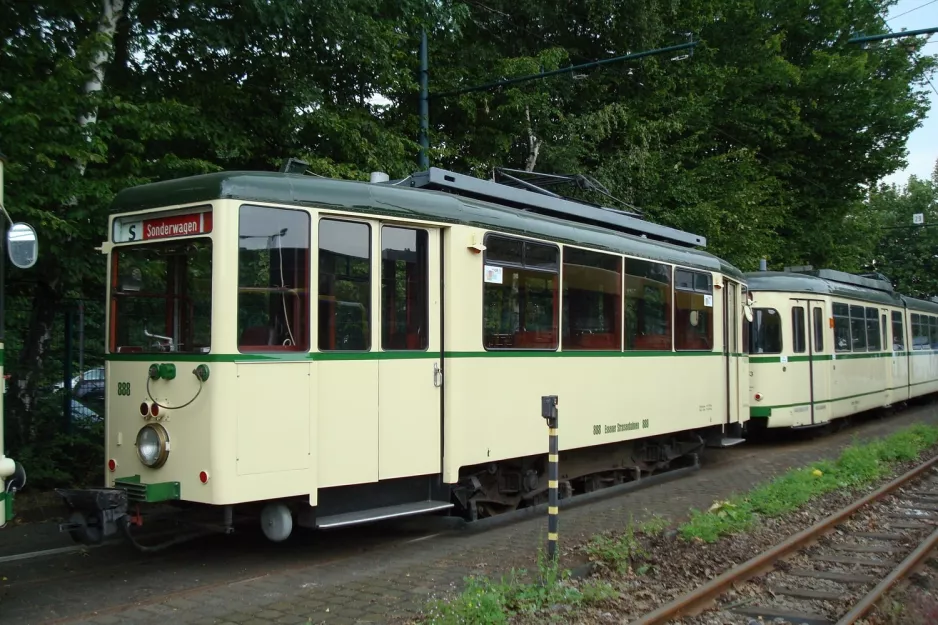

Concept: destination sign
[[113, 210, 213, 243]]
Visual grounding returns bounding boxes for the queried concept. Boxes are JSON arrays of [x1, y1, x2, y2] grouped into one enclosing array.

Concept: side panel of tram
[[747, 287, 938, 430], [97, 194, 748, 533]]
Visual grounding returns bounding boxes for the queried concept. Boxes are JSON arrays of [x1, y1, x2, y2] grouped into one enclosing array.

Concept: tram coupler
[[55, 487, 129, 545]]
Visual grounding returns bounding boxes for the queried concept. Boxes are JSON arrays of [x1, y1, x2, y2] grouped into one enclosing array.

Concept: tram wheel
[[260, 502, 293, 542]]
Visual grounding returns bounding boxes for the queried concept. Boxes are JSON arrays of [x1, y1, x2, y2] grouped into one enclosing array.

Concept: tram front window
[[110, 239, 212, 353]]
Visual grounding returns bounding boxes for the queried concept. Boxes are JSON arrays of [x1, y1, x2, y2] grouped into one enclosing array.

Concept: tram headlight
[[135, 423, 170, 468]]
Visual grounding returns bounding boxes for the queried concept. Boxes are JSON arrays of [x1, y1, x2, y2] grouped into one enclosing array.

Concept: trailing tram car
[[745, 268, 938, 432], [55, 166, 752, 546]]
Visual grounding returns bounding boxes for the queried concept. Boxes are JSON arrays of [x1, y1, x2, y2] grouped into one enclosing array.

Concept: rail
[[629, 454, 938, 625]]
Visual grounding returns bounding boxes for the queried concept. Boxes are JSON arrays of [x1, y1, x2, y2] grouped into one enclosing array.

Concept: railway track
[[630, 455, 938, 625]]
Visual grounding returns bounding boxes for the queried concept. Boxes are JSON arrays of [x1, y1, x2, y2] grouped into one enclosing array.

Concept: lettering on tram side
[[698, 404, 712, 412], [593, 419, 650, 435]]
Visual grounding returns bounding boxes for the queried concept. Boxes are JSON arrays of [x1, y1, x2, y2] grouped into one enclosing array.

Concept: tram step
[[314, 500, 454, 529], [708, 437, 746, 448]]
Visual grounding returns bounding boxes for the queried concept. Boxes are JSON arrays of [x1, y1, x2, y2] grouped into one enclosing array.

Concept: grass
[[419, 549, 616, 624], [411, 423, 938, 624], [679, 423, 938, 542]]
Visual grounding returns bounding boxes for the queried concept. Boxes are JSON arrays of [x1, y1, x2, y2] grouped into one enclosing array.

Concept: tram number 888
[[117, 382, 132, 396]]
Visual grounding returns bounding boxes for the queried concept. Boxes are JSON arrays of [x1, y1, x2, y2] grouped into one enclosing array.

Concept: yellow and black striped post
[[541, 395, 559, 561]]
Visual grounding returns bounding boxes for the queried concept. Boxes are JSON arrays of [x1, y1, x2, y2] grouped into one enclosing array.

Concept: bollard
[[541, 395, 559, 561]]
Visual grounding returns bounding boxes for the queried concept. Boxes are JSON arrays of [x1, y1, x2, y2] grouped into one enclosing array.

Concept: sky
[[881, 0, 938, 186]]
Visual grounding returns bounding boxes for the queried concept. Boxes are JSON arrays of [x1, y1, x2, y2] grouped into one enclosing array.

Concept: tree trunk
[[524, 105, 542, 172]]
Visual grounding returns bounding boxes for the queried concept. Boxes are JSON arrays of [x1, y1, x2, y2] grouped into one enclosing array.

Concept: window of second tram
[[110, 239, 212, 353]]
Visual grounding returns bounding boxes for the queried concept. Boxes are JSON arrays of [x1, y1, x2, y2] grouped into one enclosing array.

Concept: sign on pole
[[913, 213, 924, 225]]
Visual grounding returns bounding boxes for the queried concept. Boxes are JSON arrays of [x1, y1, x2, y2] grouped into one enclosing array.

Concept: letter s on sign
[[128, 224, 137, 241]]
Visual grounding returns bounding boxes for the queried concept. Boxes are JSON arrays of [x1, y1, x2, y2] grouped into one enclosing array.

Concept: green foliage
[[679, 424, 938, 542], [420, 549, 610, 624], [585, 514, 667, 574]]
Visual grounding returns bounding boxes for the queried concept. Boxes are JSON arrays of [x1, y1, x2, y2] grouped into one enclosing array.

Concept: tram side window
[[813, 307, 824, 352], [625, 259, 672, 351], [749, 308, 781, 354], [931, 316, 938, 349], [237, 205, 310, 352], [849, 305, 867, 351], [381, 226, 428, 351], [881, 314, 887, 351], [319, 219, 371, 351], [674, 269, 713, 351], [892, 311, 905, 351], [111, 239, 212, 354], [865, 307, 880, 351], [742, 287, 751, 355], [791, 307, 806, 353], [911, 314, 926, 350], [562, 248, 621, 350], [483, 235, 559, 350], [833, 303, 851, 352]]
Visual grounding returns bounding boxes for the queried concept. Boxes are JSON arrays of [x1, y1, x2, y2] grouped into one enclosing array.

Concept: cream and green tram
[[745, 268, 938, 431], [0, 150, 40, 528], [56, 166, 750, 546]]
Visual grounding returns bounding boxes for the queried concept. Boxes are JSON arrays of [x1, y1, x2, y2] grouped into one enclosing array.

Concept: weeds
[[679, 423, 938, 543], [421, 548, 612, 625]]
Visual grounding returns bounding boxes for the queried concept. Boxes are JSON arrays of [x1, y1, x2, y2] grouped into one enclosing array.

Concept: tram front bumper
[[55, 487, 129, 545]]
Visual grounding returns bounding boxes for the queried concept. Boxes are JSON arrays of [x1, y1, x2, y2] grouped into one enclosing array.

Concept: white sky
[[882, 0, 938, 185]]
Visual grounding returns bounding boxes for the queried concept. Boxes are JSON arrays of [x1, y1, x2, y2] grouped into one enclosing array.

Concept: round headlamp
[[136, 423, 170, 468]]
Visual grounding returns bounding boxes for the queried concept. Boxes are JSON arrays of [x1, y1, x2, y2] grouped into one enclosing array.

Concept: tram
[[0, 149, 41, 528], [746, 268, 938, 431], [55, 165, 752, 546]]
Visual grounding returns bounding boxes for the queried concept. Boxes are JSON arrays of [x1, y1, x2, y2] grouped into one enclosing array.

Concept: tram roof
[[110, 170, 744, 279], [743, 270, 938, 310]]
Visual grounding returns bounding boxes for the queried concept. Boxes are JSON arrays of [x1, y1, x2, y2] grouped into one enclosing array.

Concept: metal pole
[[418, 29, 430, 170], [63, 308, 73, 430], [848, 26, 938, 44], [541, 395, 559, 561], [435, 40, 698, 99]]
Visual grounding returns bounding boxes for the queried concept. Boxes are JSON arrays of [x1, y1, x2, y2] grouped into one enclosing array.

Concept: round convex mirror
[[7, 222, 38, 269], [743, 304, 754, 323]]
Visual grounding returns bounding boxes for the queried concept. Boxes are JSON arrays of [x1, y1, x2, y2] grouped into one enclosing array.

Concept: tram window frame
[[742, 287, 750, 355], [881, 314, 887, 351], [865, 307, 881, 351], [749, 308, 782, 354], [849, 305, 867, 351], [833, 302, 851, 352], [673, 269, 713, 351], [931, 316, 938, 349], [380, 226, 429, 352], [561, 247, 622, 351], [482, 233, 560, 351], [236, 204, 311, 353], [813, 307, 824, 352], [625, 258, 672, 351], [912, 314, 924, 350], [791, 306, 806, 353], [110, 237, 213, 354], [892, 311, 905, 351], [318, 218, 372, 352]]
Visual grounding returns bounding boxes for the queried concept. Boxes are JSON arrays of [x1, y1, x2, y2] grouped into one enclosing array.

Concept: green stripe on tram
[[751, 379, 938, 417], [750, 350, 938, 364], [105, 350, 749, 363]]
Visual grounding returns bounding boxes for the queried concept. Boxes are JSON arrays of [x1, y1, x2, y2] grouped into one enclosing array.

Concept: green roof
[[744, 270, 938, 311], [111, 171, 744, 279]]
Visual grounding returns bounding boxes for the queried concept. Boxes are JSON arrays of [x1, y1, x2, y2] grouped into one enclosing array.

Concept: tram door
[[791, 298, 829, 425], [375, 224, 443, 480], [723, 280, 741, 426]]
